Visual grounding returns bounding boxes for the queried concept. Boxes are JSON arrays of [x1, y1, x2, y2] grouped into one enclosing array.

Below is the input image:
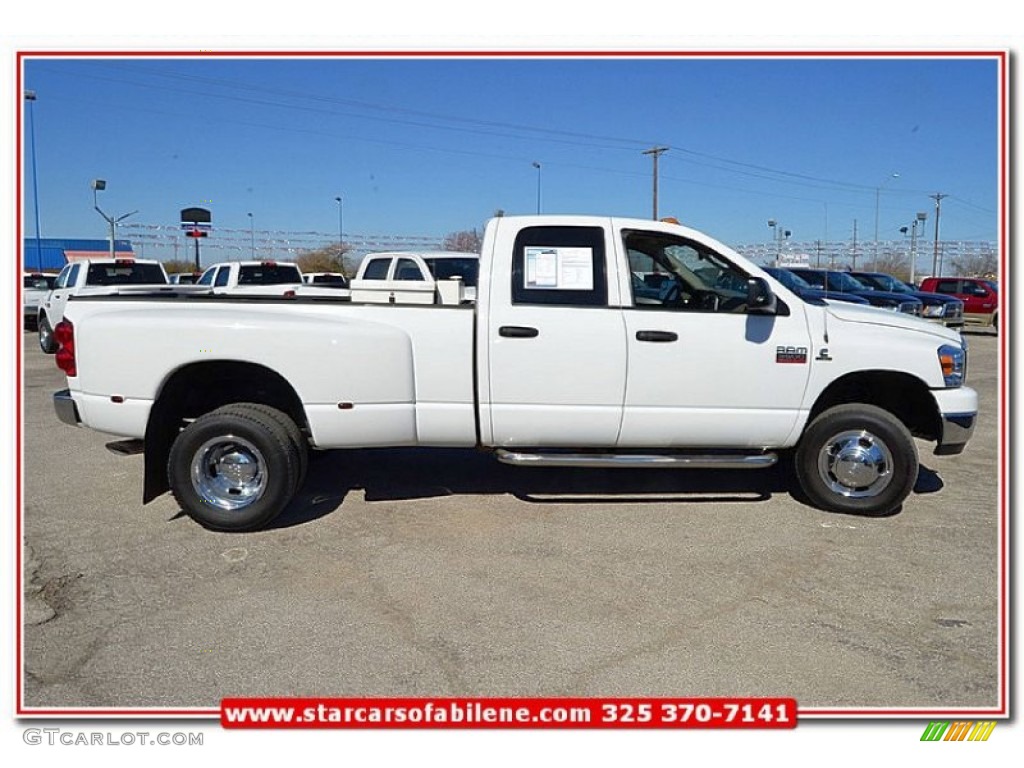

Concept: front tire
[[795, 404, 918, 516], [168, 405, 300, 532]]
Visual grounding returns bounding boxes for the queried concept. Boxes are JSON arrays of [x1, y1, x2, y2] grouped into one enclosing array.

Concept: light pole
[[91, 179, 137, 259], [532, 161, 542, 214], [873, 172, 900, 269], [901, 212, 928, 285], [334, 195, 343, 257], [25, 90, 43, 272], [247, 212, 255, 258]]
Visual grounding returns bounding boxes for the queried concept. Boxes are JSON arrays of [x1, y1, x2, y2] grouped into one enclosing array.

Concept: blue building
[[23, 238, 134, 272]]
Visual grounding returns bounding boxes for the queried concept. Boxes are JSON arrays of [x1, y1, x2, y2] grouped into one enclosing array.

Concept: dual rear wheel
[[168, 403, 308, 532]]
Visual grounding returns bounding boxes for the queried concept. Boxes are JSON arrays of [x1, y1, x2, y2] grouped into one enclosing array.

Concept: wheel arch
[[805, 369, 942, 444], [143, 360, 308, 504]]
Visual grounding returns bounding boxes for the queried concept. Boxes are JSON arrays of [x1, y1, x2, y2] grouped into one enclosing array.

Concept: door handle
[[499, 325, 539, 338], [636, 330, 678, 342]]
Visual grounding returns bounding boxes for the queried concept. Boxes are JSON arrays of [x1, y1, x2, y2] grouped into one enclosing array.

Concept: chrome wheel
[[816, 429, 894, 498], [190, 435, 268, 511]]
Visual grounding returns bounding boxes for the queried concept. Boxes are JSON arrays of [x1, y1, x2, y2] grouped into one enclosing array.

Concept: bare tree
[[869, 250, 912, 282], [162, 258, 201, 275], [443, 229, 483, 253], [950, 250, 998, 278], [296, 245, 354, 277]]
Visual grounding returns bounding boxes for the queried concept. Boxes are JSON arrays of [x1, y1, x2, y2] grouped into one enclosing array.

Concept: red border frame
[[14, 48, 1009, 720]]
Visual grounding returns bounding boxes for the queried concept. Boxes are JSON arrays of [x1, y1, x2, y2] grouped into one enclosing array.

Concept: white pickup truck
[[195, 260, 305, 294], [51, 215, 976, 532], [37, 258, 169, 353]]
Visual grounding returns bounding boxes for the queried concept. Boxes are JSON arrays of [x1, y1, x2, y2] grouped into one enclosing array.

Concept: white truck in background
[[51, 215, 976, 532], [351, 251, 479, 304], [38, 258, 169, 353], [196, 260, 305, 295]]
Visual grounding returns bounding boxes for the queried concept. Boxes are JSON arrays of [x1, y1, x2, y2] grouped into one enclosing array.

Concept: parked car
[[786, 268, 923, 316], [196, 260, 305, 295], [762, 267, 870, 306], [351, 251, 479, 303], [51, 215, 974, 531], [850, 271, 964, 329], [38, 258, 169, 353], [919, 277, 998, 329], [23, 273, 58, 329]]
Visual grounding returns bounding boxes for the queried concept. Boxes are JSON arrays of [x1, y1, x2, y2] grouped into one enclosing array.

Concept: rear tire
[[167, 404, 299, 532], [38, 316, 57, 354], [210, 403, 308, 493], [795, 404, 918, 516]]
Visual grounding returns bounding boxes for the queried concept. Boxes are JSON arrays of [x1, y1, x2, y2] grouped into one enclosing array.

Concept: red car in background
[[919, 277, 998, 329]]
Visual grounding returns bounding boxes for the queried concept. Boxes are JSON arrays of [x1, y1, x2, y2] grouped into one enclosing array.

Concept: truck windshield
[[86, 263, 168, 285], [859, 273, 912, 293], [826, 272, 870, 292], [238, 265, 303, 285]]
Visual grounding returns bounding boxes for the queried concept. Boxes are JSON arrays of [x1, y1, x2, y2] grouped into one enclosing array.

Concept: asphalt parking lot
[[21, 327, 1001, 711]]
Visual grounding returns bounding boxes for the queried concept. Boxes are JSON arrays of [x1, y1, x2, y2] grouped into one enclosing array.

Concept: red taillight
[[54, 319, 77, 377]]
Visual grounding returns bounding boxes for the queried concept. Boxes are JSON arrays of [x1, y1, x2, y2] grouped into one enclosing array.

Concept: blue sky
[[21, 54, 1000, 260]]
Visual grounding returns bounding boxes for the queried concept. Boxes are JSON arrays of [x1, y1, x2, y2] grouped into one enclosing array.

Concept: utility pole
[[642, 146, 669, 220], [851, 219, 858, 269], [930, 193, 948, 276]]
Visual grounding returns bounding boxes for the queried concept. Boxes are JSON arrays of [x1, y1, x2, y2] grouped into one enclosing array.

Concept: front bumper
[[54, 389, 81, 427], [931, 386, 978, 456]]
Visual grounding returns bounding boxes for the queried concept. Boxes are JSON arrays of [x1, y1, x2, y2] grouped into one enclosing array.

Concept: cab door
[[483, 221, 628, 447], [614, 226, 812, 449]]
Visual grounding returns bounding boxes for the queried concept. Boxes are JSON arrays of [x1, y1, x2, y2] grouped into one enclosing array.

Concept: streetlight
[[25, 90, 43, 272], [900, 211, 928, 285], [91, 179, 137, 259], [767, 219, 790, 266], [532, 161, 542, 214], [873, 172, 900, 269], [247, 212, 255, 258], [334, 196, 343, 257]]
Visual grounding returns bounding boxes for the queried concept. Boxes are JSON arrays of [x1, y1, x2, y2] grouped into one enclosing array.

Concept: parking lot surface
[[21, 328, 1001, 711]]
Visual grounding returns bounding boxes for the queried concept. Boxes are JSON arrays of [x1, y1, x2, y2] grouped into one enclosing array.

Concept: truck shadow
[[267, 448, 945, 529]]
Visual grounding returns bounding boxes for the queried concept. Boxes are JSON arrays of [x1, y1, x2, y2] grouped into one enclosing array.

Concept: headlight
[[938, 344, 966, 387], [923, 304, 946, 317]]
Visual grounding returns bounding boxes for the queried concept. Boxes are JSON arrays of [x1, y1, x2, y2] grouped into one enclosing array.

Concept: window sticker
[[524, 247, 594, 291]]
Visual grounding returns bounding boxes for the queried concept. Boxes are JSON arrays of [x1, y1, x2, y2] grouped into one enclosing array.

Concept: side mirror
[[747, 277, 778, 314]]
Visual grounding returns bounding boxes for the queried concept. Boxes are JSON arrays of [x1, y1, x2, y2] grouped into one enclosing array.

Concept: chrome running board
[[495, 449, 777, 470]]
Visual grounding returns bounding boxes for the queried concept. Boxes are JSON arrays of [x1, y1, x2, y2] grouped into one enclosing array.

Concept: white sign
[[524, 246, 594, 291]]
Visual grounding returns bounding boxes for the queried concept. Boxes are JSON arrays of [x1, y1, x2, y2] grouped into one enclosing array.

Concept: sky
[[19, 54, 1001, 263]]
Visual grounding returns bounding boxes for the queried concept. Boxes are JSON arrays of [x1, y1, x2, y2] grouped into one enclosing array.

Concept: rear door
[[484, 222, 627, 446]]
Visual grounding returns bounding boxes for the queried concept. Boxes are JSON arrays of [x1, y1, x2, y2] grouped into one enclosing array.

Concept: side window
[[214, 267, 230, 287], [361, 258, 391, 280], [511, 225, 607, 307], [935, 279, 960, 294], [623, 229, 751, 313], [67, 264, 81, 288], [54, 265, 71, 289], [393, 258, 425, 281]]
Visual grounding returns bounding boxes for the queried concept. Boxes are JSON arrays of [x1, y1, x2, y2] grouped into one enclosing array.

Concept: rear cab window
[[237, 264, 302, 285], [85, 262, 166, 286]]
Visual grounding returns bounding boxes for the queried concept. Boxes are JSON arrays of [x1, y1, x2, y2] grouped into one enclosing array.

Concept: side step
[[105, 439, 145, 456], [495, 449, 777, 470]]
